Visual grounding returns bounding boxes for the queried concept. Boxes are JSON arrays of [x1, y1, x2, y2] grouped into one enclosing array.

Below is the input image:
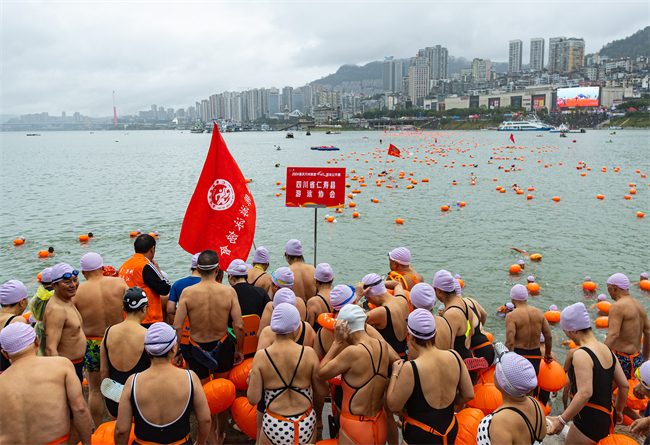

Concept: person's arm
[[173, 297, 188, 352], [166, 285, 178, 325], [142, 263, 171, 296], [44, 305, 66, 356], [114, 375, 135, 444], [504, 313, 516, 351], [229, 291, 245, 366], [612, 359, 629, 424], [100, 332, 109, 383], [190, 371, 211, 445], [455, 351, 475, 405], [541, 318, 553, 361], [549, 349, 592, 434], [65, 361, 92, 444], [317, 321, 353, 381], [257, 304, 272, 337], [246, 351, 265, 405], [308, 349, 329, 399], [604, 304, 623, 349], [630, 417, 650, 438], [365, 306, 388, 330], [487, 417, 513, 444], [305, 299, 317, 327], [642, 310, 650, 360], [386, 360, 411, 413], [509, 247, 529, 257]]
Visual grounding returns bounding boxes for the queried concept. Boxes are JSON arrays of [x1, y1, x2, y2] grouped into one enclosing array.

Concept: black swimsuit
[[312, 294, 333, 333], [342, 340, 388, 413], [466, 300, 495, 375], [403, 355, 461, 445], [444, 301, 472, 360], [249, 271, 267, 287], [477, 397, 544, 445], [375, 306, 407, 358], [0, 316, 18, 371]]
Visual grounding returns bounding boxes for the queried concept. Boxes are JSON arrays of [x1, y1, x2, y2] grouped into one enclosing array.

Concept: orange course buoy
[[583, 281, 597, 291], [441, 205, 450, 211], [597, 194, 605, 199], [537, 360, 566, 392], [595, 316, 609, 328], [79, 234, 89, 242], [231, 397, 258, 440], [552, 196, 561, 202], [395, 218, 404, 225], [203, 378, 236, 415], [13, 238, 24, 245], [38, 250, 49, 258], [527, 283, 540, 293], [638, 212, 645, 218], [509, 264, 521, 274], [228, 358, 253, 390], [326, 216, 335, 223], [640, 280, 650, 291], [455, 408, 485, 445]]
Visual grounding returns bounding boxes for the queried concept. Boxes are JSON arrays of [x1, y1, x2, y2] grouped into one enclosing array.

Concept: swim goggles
[[363, 279, 383, 289], [271, 270, 293, 287], [52, 270, 79, 283], [635, 368, 650, 390], [407, 323, 436, 340]]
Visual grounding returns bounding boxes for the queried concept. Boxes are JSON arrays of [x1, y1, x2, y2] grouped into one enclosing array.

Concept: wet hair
[[88, 232, 94, 238], [134, 234, 156, 254], [48, 247, 54, 253], [316, 278, 334, 286], [286, 254, 304, 262], [123, 301, 147, 314], [577, 327, 592, 334], [197, 250, 220, 277], [1, 302, 19, 308], [148, 349, 171, 359], [411, 335, 436, 348]]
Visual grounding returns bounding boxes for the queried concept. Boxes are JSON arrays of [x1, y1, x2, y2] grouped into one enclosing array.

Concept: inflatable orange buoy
[[457, 278, 465, 288], [597, 194, 605, 199], [527, 283, 540, 293], [348, 202, 356, 208], [352, 212, 359, 218], [569, 340, 578, 349], [527, 194, 533, 199], [509, 264, 521, 274], [638, 212, 645, 218], [552, 196, 561, 202], [22, 312, 32, 323], [467, 381, 502, 415], [485, 332, 494, 343], [640, 280, 650, 291], [317, 313, 336, 331], [598, 434, 638, 445], [597, 301, 612, 313], [395, 219, 404, 224], [228, 358, 253, 390], [455, 408, 485, 445], [90, 421, 119, 445], [148, 232, 156, 238], [316, 440, 338, 445], [545, 310, 561, 323], [537, 360, 566, 392], [595, 316, 609, 328], [13, 239, 24, 245], [79, 234, 89, 241], [583, 281, 597, 291], [231, 397, 257, 440], [625, 379, 649, 410], [203, 378, 236, 415], [38, 250, 49, 258], [37, 272, 42, 281], [129, 231, 138, 237], [441, 205, 450, 211], [326, 216, 335, 223]]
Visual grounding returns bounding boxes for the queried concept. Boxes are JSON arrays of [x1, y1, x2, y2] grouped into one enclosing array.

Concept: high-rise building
[[408, 56, 430, 107], [201, 100, 210, 123], [548, 37, 585, 73], [269, 88, 280, 116], [508, 40, 523, 72], [302, 85, 312, 114], [548, 37, 566, 73], [471, 58, 491, 82], [530, 38, 545, 71], [292, 88, 304, 113], [167, 108, 175, 120], [281, 86, 293, 112], [419, 46, 448, 80], [382, 57, 404, 92]]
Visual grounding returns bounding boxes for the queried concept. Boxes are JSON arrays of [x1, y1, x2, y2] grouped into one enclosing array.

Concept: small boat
[[306, 131, 311, 136], [286, 132, 294, 138], [26, 134, 41, 136], [311, 146, 340, 151], [610, 126, 623, 130], [560, 133, 567, 138]]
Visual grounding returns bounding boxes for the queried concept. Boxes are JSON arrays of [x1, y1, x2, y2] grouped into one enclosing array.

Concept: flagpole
[[313, 208, 318, 266]]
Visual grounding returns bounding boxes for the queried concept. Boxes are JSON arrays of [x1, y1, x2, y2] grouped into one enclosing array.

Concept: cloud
[[1, 0, 647, 116]]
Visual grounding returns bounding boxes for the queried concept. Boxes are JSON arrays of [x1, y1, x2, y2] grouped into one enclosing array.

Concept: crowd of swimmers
[[1, 232, 650, 445]]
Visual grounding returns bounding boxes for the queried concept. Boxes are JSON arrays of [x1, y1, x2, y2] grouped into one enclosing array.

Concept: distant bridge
[[366, 117, 439, 130], [277, 121, 316, 132]]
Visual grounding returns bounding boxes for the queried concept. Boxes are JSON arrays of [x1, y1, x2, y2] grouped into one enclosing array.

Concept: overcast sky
[[1, 0, 648, 117]]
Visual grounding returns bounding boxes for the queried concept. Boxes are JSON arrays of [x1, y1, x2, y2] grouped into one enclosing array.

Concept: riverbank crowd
[[1, 233, 650, 445]]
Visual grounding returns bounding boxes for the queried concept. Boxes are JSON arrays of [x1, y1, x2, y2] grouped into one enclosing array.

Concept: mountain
[[312, 61, 384, 86], [599, 27, 650, 59]]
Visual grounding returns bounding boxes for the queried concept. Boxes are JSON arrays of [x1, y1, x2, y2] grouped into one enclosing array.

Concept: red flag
[[179, 123, 256, 268], [509, 133, 515, 144], [387, 144, 401, 157]]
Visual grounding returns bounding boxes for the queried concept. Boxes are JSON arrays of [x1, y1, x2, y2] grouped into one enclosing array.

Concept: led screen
[[556, 87, 600, 108]]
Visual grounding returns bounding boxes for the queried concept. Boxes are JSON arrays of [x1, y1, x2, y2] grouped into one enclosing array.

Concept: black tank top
[[491, 398, 544, 444], [296, 321, 306, 345], [445, 301, 472, 359], [249, 271, 267, 287], [404, 355, 460, 434], [131, 370, 193, 443], [466, 299, 490, 348], [0, 316, 18, 371], [375, 306, 407, 357], [312, 294, 333, 333], [569, 347, 616, 410], [105, 325, 151, 417]]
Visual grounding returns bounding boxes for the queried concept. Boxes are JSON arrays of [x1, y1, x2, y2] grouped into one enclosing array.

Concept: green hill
[[599, 27, 650, 59], [312, 61, 384, 86]]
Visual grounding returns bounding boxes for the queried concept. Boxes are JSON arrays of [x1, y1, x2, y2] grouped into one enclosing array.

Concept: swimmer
[[257, 289, 314, 349], [509, 247, 530, 258], [115, 323, 211, 445], [100, 287, 150, 419], [248, 304, 327, 445], [306, 263, 334, 332], [457, 280, 494, 380], [173, 249, 245, 445], [48, 246, 57, 256], [318, 305, 394, 445], [497, 302, 515, 317], [437, 304, 445, 317], [87, 232, 94, 239], [29, 267, 54, 356], [505, 284, 552, 376], [387, 309, 474, 445], [436, 270, 475, 360], [476, 353, 546, 445], [631, 272, 649, 286], [629, 362, 650, 438], [0, 323, 92, 444], [0, 280, 29, 372], [386, 247, 423, 291], [517, 260, 525, 270], [604, 273, 650, 380], [259, 268, 307, 334], [548, 303, 628, 444], [526, 276, 544, 294], [285, 239, 316, 303], [589, 294, 608, 312], [73, 252, 129, 428], [247, 247, 273, 295], [166, 253, 201, 326], [409, 283, 452, 354]]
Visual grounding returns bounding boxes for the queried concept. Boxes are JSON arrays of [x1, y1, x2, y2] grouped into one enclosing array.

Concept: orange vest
[[119, 254, 162, 325]]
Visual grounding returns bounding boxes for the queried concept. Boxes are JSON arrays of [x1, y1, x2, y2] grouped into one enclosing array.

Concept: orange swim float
[[441, 205, 450, 211], [527, 283, 540, 293], [228, 358, 253, 390], [509, 264, 521, 274], [537, 360, 566, 392], [530, 254, 542, 261], [38, 251, 49, 258], [595, 316, 609, 328], [545, 310, 561, 323], [203, 378, 236, 415], [395, 218, 404, 224], [597, 301, 612, 313], [640, 280, 650, 291], [467, 380, 502, 415], [13, 239, 24, 245], [455, 408, 485, 445], [598, 434, 638, 445], [231, 397, 257, 440], [129, 231, 138, 237], [317, 313, 336, 331], [583, 281, 597, 291], [79, 234, 89, 242]]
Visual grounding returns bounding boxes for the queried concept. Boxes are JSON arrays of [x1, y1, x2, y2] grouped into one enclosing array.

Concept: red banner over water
[[179, 123, 256, 268], [285, 167, 346, 208]]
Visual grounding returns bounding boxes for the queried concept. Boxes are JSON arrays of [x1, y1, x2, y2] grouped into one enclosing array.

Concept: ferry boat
[[311, 146, 339, 151], [609, 125, 623, 130], [549, 124, 586, 133], [497, 116, 552, 131]]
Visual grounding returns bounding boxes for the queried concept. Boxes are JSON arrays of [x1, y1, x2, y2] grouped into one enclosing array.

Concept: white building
[[509, 40, 523, 73], [408, 56, 430, 107], [530, 38, 545, 72]]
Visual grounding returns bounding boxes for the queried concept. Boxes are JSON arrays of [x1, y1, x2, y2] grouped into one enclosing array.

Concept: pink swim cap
[[408, 309, 436, 340], [510, 284, 528, 301], [549, 304, 558, 311], [51, 263, 75, 284], [433, 270, 456, 293], [598, 294, 607, 302], [527, 276, 535, 282], [41, 267, 53, 283], [253, 247, 270, 264], [506, 302, 515, 311], [410, 283, 435, 311], [272, 267, 294, 288], [191, 253, 200, 269], [518, 260, 525, 266], [273, 288, 296, 308], [560, 302, 591, 331], [227, 259, 251, 277], [271, 303, 301, 335], [330, 285, 355, 311], [144, 322, 177, 356], [0, 322, 36, 354], [642, 272, 649, 280], [388, 247, 411, 266], [80, 252, 103, 272], [638, 361, 650, 390], [315, 263, 334, 283], [607, 273, 630, 290], [362, 273, 386, 298], [285, 239, 303, 256], [495, 353, 538, 398], [0, 280, 28, 305]]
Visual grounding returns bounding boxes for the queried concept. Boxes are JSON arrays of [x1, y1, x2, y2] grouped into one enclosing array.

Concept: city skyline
[[1, 1, 646, 117]]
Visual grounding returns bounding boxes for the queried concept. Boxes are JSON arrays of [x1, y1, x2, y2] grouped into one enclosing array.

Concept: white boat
[[497, 116, 552, 131], [609, 125, 623, 130], [549, 124, 586, 133]]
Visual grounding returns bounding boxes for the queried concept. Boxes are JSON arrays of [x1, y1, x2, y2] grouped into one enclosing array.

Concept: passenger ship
[[498, 115, 552, 131]]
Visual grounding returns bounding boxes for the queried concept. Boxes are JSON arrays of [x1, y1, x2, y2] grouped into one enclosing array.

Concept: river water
[[1, 128, 648, 413]]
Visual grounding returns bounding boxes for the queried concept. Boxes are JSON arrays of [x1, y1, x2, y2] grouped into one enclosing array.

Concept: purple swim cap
[[607, 273, 630, 290], [410, 283, 435, 311], [433, 270, 456, 293], [408, 309, 436, 340], [271, 303, 301, 335], [510, 284, 528, 301], [560, 302, 591, 331], [598, 294, 607, 302], [495, 353, 538, 398], [273, 288, 296, 308], [362, 273, 386, 298]]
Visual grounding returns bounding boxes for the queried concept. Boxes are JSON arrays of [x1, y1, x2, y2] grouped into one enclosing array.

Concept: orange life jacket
[[119, 254, 162, 325]]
